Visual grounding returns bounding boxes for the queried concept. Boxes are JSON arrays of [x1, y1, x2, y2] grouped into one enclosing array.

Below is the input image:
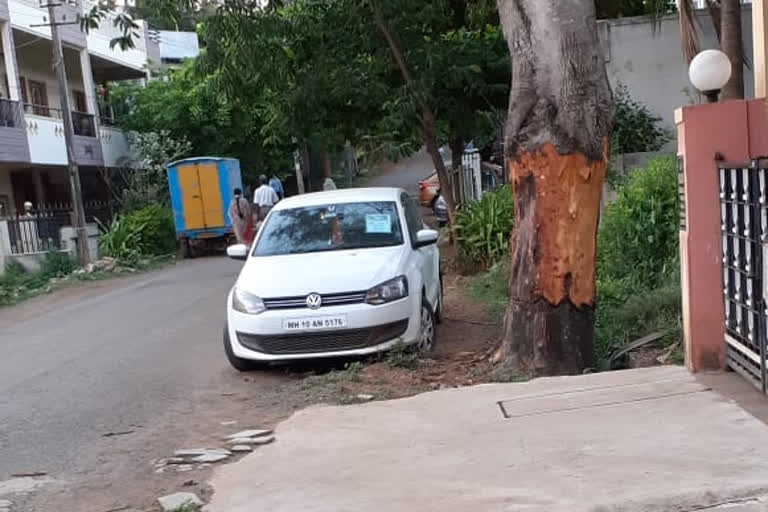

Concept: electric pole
[[38, 2, 90, 266]]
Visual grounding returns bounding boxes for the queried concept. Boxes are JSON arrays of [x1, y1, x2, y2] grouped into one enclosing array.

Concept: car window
[[400, 193, 423, 245], [253, 201, 404, 256]]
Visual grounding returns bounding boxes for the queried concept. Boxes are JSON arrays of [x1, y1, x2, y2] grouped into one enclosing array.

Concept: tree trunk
[[294, 147, 305, 194], [321, 149, 333, 179], [300, 143, 311, 192], [423, 110, 456, 227], [497, 0, 613, 376], [371, 3, 457, 224], [720, 0, 744, 99]]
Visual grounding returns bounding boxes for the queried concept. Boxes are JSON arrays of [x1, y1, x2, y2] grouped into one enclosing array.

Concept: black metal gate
[[718, 160, 768, 394]]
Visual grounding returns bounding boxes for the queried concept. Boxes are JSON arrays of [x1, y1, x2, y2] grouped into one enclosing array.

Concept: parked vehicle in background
[[418, 171, 440, 207], [167, 157, 243, 258], [433, 192, 448, 227], [223, 187, 442, 371]]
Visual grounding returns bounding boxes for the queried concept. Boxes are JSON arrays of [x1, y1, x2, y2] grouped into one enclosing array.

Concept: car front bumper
[[227, 290, 421, 361]]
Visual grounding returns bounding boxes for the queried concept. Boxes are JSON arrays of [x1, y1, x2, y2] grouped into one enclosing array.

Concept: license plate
[[283, 315, 347, 331]]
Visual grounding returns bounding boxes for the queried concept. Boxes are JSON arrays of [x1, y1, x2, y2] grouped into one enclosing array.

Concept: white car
[[223, 187, 442, 371]]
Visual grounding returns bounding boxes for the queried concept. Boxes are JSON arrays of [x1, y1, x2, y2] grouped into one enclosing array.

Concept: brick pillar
[[677, 100, 763, 371]]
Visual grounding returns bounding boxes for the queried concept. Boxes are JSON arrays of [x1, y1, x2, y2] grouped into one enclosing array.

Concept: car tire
[[223, 324, 265, 372], [417, 294, 437, 354]]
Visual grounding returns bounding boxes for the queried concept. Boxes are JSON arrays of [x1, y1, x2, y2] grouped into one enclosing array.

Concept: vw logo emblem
[[306, 293, 322, 309]]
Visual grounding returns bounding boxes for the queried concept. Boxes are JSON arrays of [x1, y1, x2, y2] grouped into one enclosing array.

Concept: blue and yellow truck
[[167, 157, 244, 258]]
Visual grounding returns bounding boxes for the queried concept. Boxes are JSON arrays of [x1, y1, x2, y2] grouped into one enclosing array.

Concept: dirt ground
[[14, 249, 501, 512]]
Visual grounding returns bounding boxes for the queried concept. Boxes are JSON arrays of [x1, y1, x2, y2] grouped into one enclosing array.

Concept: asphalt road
[[0, 258, 243, 481], [366, 149, 434, 195], [0, 151, 436, 509]]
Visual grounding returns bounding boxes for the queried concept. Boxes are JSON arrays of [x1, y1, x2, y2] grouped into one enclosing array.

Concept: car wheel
[[418, 295, 436, 353], [223, 324, 265, 372]]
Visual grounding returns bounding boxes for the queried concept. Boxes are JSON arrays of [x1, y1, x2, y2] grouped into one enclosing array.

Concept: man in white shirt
[[254, 174, 279, 222]]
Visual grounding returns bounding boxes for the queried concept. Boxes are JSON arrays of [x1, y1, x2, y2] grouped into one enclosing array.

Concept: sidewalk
[[207, 366, 768, 512]]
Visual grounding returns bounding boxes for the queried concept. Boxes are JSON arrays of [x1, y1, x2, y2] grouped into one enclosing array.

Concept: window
[[253, 201, 404, 257], [400, 193, 424, 246], [73, 91, 87, 113], [28, 80, 49, 116]]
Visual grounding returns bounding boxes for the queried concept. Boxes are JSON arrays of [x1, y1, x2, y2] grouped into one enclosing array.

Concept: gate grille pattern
[[718, 163, 768, 393]]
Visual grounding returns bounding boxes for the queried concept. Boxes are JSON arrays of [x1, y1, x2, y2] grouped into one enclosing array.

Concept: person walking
[[323, 177, 337, 191], [254, 174, 279, 224], [228, 188, 254, 245], [269, 174, 284, 200]]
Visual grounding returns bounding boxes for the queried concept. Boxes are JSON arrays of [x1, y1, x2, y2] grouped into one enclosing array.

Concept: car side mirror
[[227, 244, 248, 261], [414, 229, 439, 248]]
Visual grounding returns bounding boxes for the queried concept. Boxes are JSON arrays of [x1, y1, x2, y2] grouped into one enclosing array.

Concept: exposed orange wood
[[508, 140, 608, 308]]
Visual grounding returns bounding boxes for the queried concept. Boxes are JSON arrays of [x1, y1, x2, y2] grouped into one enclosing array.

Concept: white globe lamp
[[688, 49, 732, 103]]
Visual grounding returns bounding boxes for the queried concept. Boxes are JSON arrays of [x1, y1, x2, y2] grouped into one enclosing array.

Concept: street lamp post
[[688, 49, 733, 103]]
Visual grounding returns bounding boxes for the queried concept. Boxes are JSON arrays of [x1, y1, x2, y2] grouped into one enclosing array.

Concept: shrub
[[597, 156, 679, 290], [454, 185, 513, 270], [595, 156, 681, 366], [39, 251, 76, 279], [595, 277, 682, 368], [123, 203, 176, 256], [0, 252, 75, 306], [611, 84, 672, 154], [99, 203, 176, 263], [98, 214, 143, 265]]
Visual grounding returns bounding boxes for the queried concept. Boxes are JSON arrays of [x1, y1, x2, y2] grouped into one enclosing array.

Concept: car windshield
[[253, 201, 404, 256]]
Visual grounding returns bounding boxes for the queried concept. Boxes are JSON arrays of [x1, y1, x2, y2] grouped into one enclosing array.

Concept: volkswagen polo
[[223, 187, 441, 371]]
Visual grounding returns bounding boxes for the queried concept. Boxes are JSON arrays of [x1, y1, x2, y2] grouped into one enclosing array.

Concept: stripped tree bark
[[496, 0, 613, 376]]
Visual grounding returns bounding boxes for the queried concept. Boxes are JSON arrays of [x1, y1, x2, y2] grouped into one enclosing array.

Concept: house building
[[0, 0, 159, 216]]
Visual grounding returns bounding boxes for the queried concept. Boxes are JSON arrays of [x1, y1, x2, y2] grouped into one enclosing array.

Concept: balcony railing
[[23, 104, 97, 137], [24, 103, 60, 119], [0, 99, 24, 128], [72, 111, 96, 137]]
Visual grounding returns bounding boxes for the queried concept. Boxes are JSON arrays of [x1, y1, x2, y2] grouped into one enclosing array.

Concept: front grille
[[237, 319, 409, 354], [263, 291, 367, 310]]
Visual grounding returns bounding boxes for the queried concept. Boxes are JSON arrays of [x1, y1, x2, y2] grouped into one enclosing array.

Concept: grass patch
[[385, 342, 419, 370], [467, 259, 508, 320], [596, 279, 682, 369], [0, 253, 175, 308], [301, 361, 364, 391]]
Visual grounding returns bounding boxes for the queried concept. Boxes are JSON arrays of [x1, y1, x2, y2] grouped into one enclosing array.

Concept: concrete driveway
[[207, 366, 768, 512]]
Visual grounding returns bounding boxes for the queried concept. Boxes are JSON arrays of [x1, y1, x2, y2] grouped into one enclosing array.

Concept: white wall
[[100, 126, 128, 167], [25, 116, 67, 165], [600, 5, 755, 129]]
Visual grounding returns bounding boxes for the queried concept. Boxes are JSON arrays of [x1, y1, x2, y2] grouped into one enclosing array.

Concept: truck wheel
[[182, 238, 196, 259]]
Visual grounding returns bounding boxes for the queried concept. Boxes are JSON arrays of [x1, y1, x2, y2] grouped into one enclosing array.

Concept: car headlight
[[366, 276, 408, 305], [232, 287, 266, 315]]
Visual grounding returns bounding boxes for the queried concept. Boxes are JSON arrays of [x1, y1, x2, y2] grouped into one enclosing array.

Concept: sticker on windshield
[[322, 205, 337, 219], [365, 214, 391, 233]]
